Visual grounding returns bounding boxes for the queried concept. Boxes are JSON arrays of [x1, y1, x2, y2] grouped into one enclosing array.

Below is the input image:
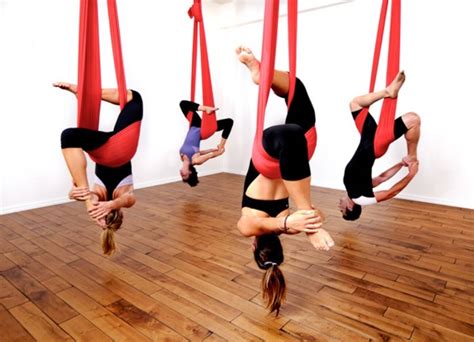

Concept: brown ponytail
[[262, 264, 286, 315], [100, 210, 123, 255], [254, 234, 286, 315]]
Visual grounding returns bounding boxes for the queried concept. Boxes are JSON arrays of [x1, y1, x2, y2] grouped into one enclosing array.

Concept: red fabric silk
[[355, 0, 401, 158], [251, 0, 316, 179], [187, 0, 217, 140], [76, 0, 140, 167]]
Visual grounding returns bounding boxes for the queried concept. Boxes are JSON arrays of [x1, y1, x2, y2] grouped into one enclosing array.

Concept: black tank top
[[95, 162, 132, 201], [241, 160, 289, 217]]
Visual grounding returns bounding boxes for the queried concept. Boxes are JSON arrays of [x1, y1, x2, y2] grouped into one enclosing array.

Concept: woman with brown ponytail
[[54, 82, 140, 255], [236, 46, 335, 315]]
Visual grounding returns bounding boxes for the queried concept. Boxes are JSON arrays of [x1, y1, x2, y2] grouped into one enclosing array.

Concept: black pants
[[61, 90, 143, 150], [179, 100, 234, 139], [262, 78, 315, 181]]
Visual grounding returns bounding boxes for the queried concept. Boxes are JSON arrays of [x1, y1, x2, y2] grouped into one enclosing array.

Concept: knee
[[349, 98, 361, 112], [61, 128, 79, 148], [282, 125, 306, 148], [403, 112, 421, 129]]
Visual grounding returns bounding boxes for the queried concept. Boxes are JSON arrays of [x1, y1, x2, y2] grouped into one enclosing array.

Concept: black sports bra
[[95, 162, 132, 201], [241, 160, 289, 217]]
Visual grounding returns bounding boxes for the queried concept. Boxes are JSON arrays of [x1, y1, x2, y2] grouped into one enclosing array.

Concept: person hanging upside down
[[235, 46, 335, 316], [339, 71, 420, 221], [54, 82, 142, 255], [179, 101, 233, 187]]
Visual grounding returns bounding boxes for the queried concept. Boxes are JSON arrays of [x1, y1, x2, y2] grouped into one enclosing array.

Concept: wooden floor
[[1, 173, 474, 341]]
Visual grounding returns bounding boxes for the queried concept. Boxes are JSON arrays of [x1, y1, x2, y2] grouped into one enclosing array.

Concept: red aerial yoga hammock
[[76, 0, 141, 168], [355, 0, 401, 159], [186, 0, 217, 140], [251, 0, 317, 179]]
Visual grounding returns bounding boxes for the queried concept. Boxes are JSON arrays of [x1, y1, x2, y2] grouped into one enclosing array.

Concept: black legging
[[61, 90, 143, 150], [179, 100, 234, 139], [262, 78, 315, 181]]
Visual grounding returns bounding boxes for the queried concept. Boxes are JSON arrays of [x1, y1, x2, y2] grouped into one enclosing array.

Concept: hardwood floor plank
[[57, 287, 151, 341], [9, 302, 73, 341], [0, 275, 29, 308], [60, 315, 113, 342], [0, 305, 35, 342], [2, 267, 78, 324]]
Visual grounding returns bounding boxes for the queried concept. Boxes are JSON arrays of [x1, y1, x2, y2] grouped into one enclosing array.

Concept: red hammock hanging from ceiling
[[186, 0, 217, 140], [76, 0, 141, 168], [251, 0, 317, 179], [355, 0, 401, 158]]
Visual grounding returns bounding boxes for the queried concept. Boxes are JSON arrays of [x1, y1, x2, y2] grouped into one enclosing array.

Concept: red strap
[[188, 0, 217, 140], [251, 0, 301, 179], [77, 0, 138, 167], [107, 0, 127, 110], [77, 0, 127, 130], [77, 0, 101, 130], [356, 0, 401, 158]]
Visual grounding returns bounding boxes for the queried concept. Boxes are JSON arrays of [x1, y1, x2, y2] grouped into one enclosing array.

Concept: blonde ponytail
[[100, 210, 123, 255]]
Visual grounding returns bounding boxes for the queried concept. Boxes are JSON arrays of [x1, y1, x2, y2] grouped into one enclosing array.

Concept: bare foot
[[306, 229, 334, 251], [236, 45, 260, 85], [53, 82, 77, 94], [386, 71, 405, 98]]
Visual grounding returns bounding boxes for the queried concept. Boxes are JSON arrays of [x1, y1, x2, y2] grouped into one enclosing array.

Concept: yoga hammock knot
[[188, 2, 202, 22]]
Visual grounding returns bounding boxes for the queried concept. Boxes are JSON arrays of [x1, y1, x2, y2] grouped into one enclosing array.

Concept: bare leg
[[283, 177, 334, 251], [236, 46, 289, 97], [101, 88, 133, 105], [62, 148, 94, 210], [401, 112, 421, 162], [349, 71, 406, 112], [53, 82, 132, 105]]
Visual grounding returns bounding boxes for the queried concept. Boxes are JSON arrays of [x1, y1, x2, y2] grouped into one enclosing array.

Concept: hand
[[306, 228, 335, 251], [88, 201, 113, 220], [286, 210, 323, 233], [69, 186, 90, 201], [53, 82, 77, 93]]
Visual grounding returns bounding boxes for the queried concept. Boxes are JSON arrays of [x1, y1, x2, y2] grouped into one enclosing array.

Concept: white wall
[[1, 0, 473, 213], [213, 0, 474, 209], [0, 0, 226, 214]]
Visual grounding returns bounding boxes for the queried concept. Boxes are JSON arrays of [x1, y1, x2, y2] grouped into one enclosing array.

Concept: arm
[[237, 209, 322, 237], [198, 148, 219, 154], [88, 187, 136, 220], [192, 148, 224, 165], [372, 161, 405, 188], [110, 191, 136, 210], [237, 214, 284, 237], [375, 161, 418, 202]]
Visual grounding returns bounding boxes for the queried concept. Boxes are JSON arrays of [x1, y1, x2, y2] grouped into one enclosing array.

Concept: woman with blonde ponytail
[[55, 83, 140, 254], [236, 47, 334, 315]]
